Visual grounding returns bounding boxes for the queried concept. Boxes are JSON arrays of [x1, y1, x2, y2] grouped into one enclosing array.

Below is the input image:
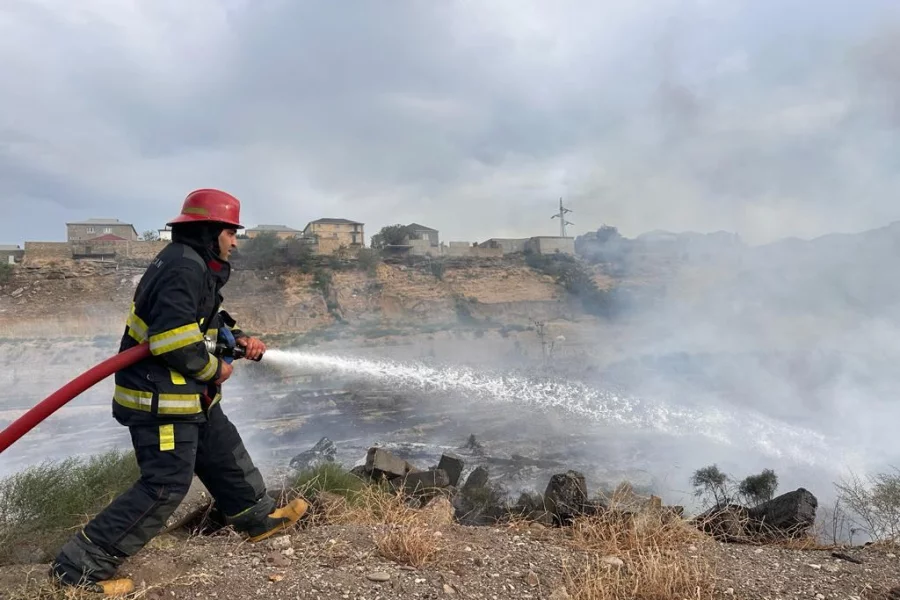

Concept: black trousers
[[52, 404, 273, 584]]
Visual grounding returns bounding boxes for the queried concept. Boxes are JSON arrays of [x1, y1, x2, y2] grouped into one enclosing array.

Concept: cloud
[[2, 0, 900, 244]]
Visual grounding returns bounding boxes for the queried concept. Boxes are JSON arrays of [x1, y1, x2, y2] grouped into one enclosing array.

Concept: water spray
[[264, 349, 847, 468]]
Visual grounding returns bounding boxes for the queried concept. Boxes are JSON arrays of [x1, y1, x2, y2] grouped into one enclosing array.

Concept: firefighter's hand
[[215, 361, 233, 385], [237, 336, 266, 361]]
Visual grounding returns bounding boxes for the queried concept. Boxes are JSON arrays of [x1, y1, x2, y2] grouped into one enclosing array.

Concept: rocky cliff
[[0, 257, 584, 339]]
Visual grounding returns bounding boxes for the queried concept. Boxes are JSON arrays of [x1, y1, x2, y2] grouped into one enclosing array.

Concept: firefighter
[[50, 189, 307, 595]]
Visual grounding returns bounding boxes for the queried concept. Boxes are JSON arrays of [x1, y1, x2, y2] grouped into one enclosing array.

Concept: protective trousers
[[51, 404, 275, 586]]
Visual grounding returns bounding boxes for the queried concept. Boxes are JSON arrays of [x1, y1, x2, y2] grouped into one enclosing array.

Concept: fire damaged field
[[2, 451, 900, 600], [3, 349, 900, 598]]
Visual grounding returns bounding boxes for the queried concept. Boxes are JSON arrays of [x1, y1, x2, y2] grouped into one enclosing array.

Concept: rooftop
[[308, 218, 364, 226], [66, 218, 132, 225], [408, 223, 438, 232], [247, 224, 301, 232], [0, 245, 22, 251]]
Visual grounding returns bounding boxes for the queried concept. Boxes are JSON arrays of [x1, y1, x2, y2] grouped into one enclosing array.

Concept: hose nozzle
[[203, 337, 263, 362]]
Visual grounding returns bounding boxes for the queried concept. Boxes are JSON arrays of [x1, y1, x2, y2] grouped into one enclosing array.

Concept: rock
[[265, 552, 291, 567], [393, 469, 450, 496], [453, 477, 506, 526], [525, 571, 539, 587], [511, 492, 554, 526], [438, 454, 465, 487], [463, 434, 484, 454], [10, 287, 23, 297], [462, 466, 490, 491], [747, 488, 818, 537], [601, 556, 624, 568], [366, 447, 416, 479], [443, 583, 456, 595], [289, 437, 337, 471], [268, 535, 292, 551], [350, 465, 371, 481], [544, 470, 589, 525], [366, 572, 391, 582], [694, 504, 751, 541], [269, 574, 284, 583], [549, 587, 571, 600], [420, 496, 455, 526], [832, 552, 863, 564]]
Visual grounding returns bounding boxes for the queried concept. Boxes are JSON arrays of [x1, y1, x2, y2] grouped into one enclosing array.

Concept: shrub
[[356, 248, 382, 274], [429, 260, 446, 280], [0, 262, 13, 285], [0, 450, 139, 565], [525, 253, 615, 318], [690, 464, 733, 508], [738, 469, 778, 506], [291, 463, 366, 502], [835, 468, 900, 543]]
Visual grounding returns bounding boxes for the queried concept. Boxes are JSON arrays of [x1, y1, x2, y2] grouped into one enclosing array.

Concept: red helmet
[[166, 188, 244, 229]]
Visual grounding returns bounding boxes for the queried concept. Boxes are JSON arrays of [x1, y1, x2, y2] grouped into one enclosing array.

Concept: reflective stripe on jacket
[[112, 242, 243, 425]]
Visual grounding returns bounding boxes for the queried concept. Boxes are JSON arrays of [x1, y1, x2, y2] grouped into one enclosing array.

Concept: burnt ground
[[1, 521, 899, 600]]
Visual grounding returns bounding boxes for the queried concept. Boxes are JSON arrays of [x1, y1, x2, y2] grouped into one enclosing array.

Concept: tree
[[238, 231, 282, 268], [142, 229, 160, 241], [691, 464, 733, 508], [738, 469, 779, 506], [371, 225, 414, 249]]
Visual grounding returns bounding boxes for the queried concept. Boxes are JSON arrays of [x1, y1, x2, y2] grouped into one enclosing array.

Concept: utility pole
[[550, 197, 574, 237]]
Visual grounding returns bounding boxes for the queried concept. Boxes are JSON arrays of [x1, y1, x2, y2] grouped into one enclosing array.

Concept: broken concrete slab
[[438, 454, 464, 487], [392, 469, 451, 495], [365, 447, 415, 479]]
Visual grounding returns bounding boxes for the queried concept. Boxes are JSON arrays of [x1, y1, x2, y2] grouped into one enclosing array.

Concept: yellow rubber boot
[[247, 498, 309, 542], [96, 579, 136, 596]]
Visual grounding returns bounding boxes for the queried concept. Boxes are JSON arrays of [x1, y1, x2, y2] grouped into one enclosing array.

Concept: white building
[[158, 227, 172, 241]]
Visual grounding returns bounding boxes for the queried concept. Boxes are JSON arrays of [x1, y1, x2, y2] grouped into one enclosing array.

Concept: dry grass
[[374, 524, 441, 567], [4, 566, 212, 600], [565, 484, 716, 600], [299, 481, 445, 567]]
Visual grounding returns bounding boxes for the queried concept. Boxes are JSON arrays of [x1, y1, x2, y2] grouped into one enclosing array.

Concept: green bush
[[356, 248, 382, 275], [429, 260, 446, 280], [291, 463, 367, 501], [0, 262, 13, 285], [0, 449, 139, 564], [526, 253, 615, 318]]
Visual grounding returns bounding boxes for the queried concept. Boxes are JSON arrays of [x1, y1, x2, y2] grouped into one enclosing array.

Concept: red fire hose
[[0, 342, 151, 454]]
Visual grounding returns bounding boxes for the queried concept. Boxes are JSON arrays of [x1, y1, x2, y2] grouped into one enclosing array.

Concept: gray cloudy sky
[[3, 0, 900, 245]]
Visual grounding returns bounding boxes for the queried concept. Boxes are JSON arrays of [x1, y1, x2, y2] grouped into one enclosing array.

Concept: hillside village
[[1, 205, 579, 266]]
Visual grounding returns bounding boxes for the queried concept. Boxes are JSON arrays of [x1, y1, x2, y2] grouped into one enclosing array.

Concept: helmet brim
[[166, 214, 244, 229]]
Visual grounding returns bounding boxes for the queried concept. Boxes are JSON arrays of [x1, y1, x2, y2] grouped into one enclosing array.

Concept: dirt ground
[[2, 521, 899, 600]]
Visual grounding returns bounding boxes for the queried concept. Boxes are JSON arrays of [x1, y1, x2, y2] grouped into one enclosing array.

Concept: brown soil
[[1, 523, 899, 599]]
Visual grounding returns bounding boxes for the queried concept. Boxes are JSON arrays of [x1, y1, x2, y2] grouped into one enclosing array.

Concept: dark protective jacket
[[112, 241, 246, 425]]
